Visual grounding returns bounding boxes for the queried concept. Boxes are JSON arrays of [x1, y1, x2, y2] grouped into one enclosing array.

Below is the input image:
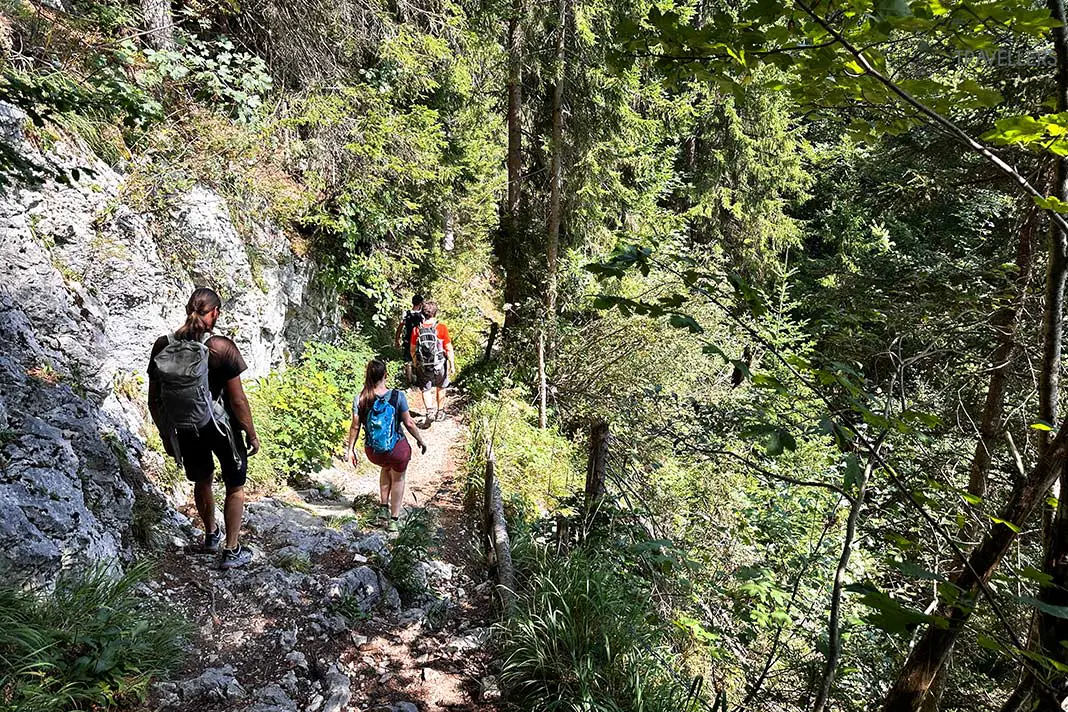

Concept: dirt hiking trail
[[147, 394, 503, 712]]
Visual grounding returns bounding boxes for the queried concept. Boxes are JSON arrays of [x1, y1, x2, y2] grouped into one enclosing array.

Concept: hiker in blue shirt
[[345, 360, 427, 531]]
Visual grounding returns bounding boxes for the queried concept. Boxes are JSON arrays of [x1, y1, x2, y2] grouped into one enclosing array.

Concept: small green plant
[[130, 490, 168, 549], [385, 508, 436, 601], [0, 561, 188, 712], [274, 550, 312, 573], [423, 597, 449, 631], [325, 514, 358, 531], [350, 493, 384, 529], [333, 594, 373, 623], [111, 372, 144, 402]]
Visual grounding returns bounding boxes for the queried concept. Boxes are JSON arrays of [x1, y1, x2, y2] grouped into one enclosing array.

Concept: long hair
[[175, 287, 221, 341], [359, 360, 388, 411]]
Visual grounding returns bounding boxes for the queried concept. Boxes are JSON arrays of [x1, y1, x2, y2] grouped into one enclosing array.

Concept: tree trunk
[[545, 0, 568, 316], [537, 331, 547, 429], [140, 0, 175, 50], [880, 439, 1068, 711], [502, 0, 524, 328], [1033, 0, 1068, 695], [443, 211, 455, 252], [812, 457, 873, 712], [967, 215, 1035, 505], [585, 421, 608, 508]]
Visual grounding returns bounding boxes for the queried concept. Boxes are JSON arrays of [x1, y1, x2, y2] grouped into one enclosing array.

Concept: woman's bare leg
[[379, 466, 391, 507], [389, 470, 406, 518]]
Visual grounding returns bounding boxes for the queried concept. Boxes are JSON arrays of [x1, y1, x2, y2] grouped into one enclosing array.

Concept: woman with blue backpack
[[345, 359, 428, 531]]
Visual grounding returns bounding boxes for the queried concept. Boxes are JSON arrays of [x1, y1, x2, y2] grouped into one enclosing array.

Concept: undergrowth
[[246, 335, 378, 490], [0, 561, 187, 712], [385, 507, 436, 601], [498, 505, 703, 712], [467, 393, 581, 512]]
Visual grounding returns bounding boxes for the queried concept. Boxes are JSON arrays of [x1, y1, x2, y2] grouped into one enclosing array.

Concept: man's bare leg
[[223, 486, 244, 549], [194, 479, 216, 534]]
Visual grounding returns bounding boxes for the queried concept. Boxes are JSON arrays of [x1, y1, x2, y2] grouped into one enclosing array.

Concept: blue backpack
[[367, 390, 402, 454]]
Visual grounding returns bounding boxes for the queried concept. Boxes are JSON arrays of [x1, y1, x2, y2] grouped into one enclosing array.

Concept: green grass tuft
[[0, 561, 188, 712]]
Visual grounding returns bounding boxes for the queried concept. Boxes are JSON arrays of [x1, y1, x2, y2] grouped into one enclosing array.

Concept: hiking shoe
[[435, 409, 447, 422], [377, 505, 390, 523], [203, 525, 223, 554], [388, 518, 400, 533], [216, 545, 253, 570]]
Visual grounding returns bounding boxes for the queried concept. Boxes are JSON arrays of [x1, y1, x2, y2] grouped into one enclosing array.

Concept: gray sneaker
[[217, 545, 253, 570], [203, 525, 223, 554]]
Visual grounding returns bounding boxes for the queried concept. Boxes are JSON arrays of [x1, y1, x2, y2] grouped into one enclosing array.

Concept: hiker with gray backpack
[[409, 300, 455, 426], [346, 359, 428, 532], [148, 287, 259, 570]]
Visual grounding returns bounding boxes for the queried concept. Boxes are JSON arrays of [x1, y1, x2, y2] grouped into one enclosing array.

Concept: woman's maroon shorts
[[365, 438, 412, 473]]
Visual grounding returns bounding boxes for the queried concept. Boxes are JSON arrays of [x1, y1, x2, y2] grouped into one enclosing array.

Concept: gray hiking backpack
[[415, 323, 445, 370], [153, 332, 215, 432]]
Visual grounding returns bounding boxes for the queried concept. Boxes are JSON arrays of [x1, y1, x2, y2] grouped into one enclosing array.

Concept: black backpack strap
[[388, 390, 402, 427]]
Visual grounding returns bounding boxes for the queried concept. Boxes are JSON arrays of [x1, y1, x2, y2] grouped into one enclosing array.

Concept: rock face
[[0, 105, 339, 584]]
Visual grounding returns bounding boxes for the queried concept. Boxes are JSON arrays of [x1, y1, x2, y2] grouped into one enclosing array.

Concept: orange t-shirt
[[410, 321, 451, 350]]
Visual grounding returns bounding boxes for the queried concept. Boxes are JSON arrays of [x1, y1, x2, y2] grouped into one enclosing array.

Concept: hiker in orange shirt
[[409, 301, 455, 426]]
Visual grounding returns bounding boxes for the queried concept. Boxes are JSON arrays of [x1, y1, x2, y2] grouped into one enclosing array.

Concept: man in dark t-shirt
[[148, 288, 260, 570], [394, 293, 424, 385]]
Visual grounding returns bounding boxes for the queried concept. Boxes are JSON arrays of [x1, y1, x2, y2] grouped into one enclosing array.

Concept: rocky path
[[147, 398, 502, 712]]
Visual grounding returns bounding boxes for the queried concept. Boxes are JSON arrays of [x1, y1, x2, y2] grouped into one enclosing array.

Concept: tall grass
[[0, 562, 188, 711], [498, 549, 692, 712]]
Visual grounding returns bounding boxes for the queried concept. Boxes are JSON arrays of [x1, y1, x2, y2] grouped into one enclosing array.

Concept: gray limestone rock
[[319, 664, 352, 712], [0, 115, 340, 584], [248, 682, 298, 712], [176, 665, 246, 703]]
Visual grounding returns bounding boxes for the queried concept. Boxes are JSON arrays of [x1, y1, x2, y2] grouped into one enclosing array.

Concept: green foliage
[[385, 508, 437, 601], [130, 491, 168, 550], [248, 368, 345, 486], [246, 336, 376, 489], [333, 595, 373, 624], [0, 562, 187, 712], [467, 394, 581, 512], [499, 538, 696, 711], [274, 550, 312, 573], [143, 37, 273, 122]]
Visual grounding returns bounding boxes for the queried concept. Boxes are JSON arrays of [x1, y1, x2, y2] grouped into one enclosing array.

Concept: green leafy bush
[[385, 508, 436, 601], [245, 337, 377, 489], [248, 368, 345, 485], [0, 562, 187, 712]]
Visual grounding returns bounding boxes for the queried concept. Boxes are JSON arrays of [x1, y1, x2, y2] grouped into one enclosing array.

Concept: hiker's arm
[[401, 410, 428, 454], [345, 412, 362, 465], [446, 343, 456, 374], [224, 376, 260, 456], [146, 375, 173, 455]]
